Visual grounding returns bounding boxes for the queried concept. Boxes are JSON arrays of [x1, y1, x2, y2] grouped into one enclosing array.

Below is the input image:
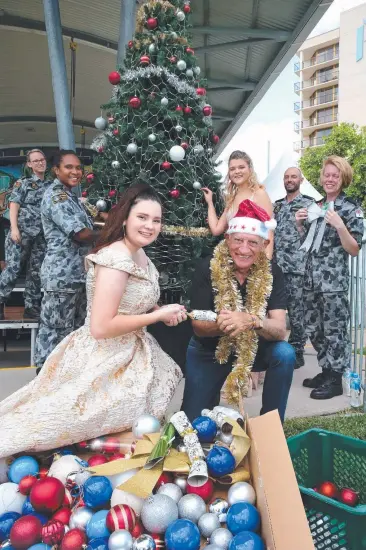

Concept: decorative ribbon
[[300, 201, 334, 253]]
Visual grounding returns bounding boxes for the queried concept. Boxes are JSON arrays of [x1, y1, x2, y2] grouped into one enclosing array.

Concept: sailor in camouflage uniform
[[273, 167, 314, 369], [296, 156, 364, 399], [0, 149, 51, 320], [34, 151, 98, 369]]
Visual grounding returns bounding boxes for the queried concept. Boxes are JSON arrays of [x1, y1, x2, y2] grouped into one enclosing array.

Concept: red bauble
[[98, 146, 104, 153], [161, 161, 172, 170], [196, 87, 206, 96], [88, 454, 108, 467], [318, 481, 339, 500], [108, 452, 126, 462], [106, 504, 136, 532], [170, 189, 180, 199], [151, 533, 165, 548], [30, 477, 65, 513], [181, 141, 189, 150], [155, 472, 174, 490], [130, 520, 144, 538], [176, 105, 183, 112], [170, 56, 177, 63], [108, 116, 115, 123], [39, 467, 49, 479], [60, 528, 87, 550], [183, 3, 191, 13], [146, 17, 158, 30], [42, 520, 65, 545], [108, 189, 117, 198], [339, 487, 359, 507], [140, 55, 150, 65], [62, 488, 73, 507], [187, 478, 214, 502], [18, 475, 38, 496], [113, 128, 119, 136], [212, 134, 220, 144], [81, 191, 88, 198], [52, 507, 72, 525], [183, 106, 192, 115], [129, 96, 141, 109], [186, 47, 194, 54], [128, 40, 134, 48], [10, 516, 42, 550], [86, 173, 95, 183], [203, 105, 212, 116], [108, 71, 121, 85], [104, 437, 121, 453]]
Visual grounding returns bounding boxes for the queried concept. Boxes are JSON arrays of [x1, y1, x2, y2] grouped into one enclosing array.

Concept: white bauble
[[177, 60, 187, 71], [0, 483, 26, 515], [169, 145, 185, 162], [171, 32, 178, 39], [175, 124, 183, 133], [127, 143, 138, 154], [111, 488, 144, 516], [176, 10, 186, 21], [111, 160, 120, 168], [95, 116, 107, 130], [161, 97, 169, 106], [148, 43, 156, 54], [193, 181, 201, 190], [193, 144, 204, 155], [48, 455, 85, 485], [148, 133, 157, 143], [108, 468, 139, 490], [132, 414, 160, 439], [186, 69, 194, 78], [194, 66, 201, 75]]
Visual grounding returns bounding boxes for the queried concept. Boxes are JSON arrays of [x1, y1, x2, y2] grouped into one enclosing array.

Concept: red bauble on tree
[[10, 516, 42, 550], [212, 134, 220, 144], [18, 475, 38, 496], [187, 478, 214, 502], [186, 47, 194, 55], [146, 17, 158, 30], [318, 481, 339, 500], [170, 56, 177, 63], [86, 173, 95, 184], [109, 189, 117, 198], [183, 3, 191, 13], [42, 520, 65, 546], [130, 520, 144, 539], [106, 504, 136, 532], [88, 454, 108, 467], [176, 105, 183, 112], [98, 146, 104, 153], [113, 128, 119, 136], [161, 161, 172, 170], [108, 116, 115, 123], [60, 528, 87, 550], [196, 87, 206, 96], [129, 96, 141, 109], [52, 507, 72, 525], [181, 141, 189, 150], [30, 477, 65, 513], [203, 105, 212, 117], [170, 189, 180, 199], [140, 55, 150, 65], [155, 472, 174, 491], [128, 40, 134, 48], [183, 106, 192, 115], [339, 487, 359, 507], [108, 71, 121, 85]]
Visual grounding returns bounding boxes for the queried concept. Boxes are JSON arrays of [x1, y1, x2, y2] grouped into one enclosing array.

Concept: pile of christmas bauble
[[0, 413, 265, 550]]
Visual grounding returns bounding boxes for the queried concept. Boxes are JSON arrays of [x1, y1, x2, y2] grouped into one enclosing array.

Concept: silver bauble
[[157, 482, 183, 503], [148, 133, 157, 143], [132, 414, 160, 440], [95, 116, 107, 130], [175, 124, 183, 133], [108, 529, 133, 550], [194, 66, 201, 75], [176, 443, 187, 453], [132, 534, 156, 550], [176, 10, 185, 21], [198, 513, 221, 538], [90, 439, 103, 451], [96, 199, 107, 212], [210, 528, 233, 549], [112, 160, 120, 168], [169, 145, 185, 162], [193, 144, 204, 155], [178, 494, 206, 524], [127, 142, 138, 154], [177, 59, 187, 71], [161, 97, 169, 106], [228, 481, 256, 506], [69, 506, 94, 530], [208, 498, 229, 523], [141, 494, 178, 534], [171, 31, 178, 39], [186, 69, 194, 78], [174, 475, 187, 494], [207, 147, 213, 155], [193, 181, 201, 190], [74, 468, 92, 486], [148, 43, 156, 54], [217, 432, 234, 446]]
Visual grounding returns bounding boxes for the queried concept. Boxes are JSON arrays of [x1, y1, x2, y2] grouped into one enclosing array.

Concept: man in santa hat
[[182, 200, 295, 423]]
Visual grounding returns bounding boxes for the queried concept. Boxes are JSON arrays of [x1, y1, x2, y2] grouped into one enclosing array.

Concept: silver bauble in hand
[[228, 481, 256, 506], [96, 199, 107, 212], [108, 529, 133, 550], [178, 494, 206, 524], [141, 494, 178, 534], [132, 414, 160, 439], [157, 482, 183, 503], [198, 513, 221, 538], [210, 527, 233, 549]]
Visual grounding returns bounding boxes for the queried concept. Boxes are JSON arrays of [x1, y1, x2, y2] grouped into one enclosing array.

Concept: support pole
[[43, 0, 75, 151], [117, 0, 137, 68]]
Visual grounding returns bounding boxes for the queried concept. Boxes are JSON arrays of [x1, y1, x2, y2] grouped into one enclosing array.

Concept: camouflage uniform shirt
[[304, 193, 364, 292], [41, 179, 93, 291], [9, 175, 52, 237], [273, 193, 314, 275]]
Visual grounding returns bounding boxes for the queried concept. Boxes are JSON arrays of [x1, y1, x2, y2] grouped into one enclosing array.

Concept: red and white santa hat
[[227, 199, 277, 239]]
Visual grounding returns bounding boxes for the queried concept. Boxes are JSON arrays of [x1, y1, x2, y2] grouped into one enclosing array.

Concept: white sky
[[217, 0, 366, 181]]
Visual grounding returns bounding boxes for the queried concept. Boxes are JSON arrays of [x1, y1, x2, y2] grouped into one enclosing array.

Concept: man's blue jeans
[[181, 337, 295, 423]]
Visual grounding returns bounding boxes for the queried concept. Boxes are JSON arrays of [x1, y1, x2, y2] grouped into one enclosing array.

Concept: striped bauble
[[106, 504, 136, 532]]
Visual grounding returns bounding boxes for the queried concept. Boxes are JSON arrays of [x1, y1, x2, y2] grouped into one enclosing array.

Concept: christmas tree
[[89, 0, 222, 297]]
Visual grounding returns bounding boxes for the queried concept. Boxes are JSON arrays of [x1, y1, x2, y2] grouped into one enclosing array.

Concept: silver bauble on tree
[[194, 66, 201, 75], [186, 69, 194, 78], [148, 133, 157, 143], [161, 97, 169, 106], [94, 116, 107, 130], [176, 10, 185, 21], [111, 160, 120, 169], [177, 59, 187, 71], [148, 43, 156, 54], [127, 143, 138, 154], [193, 181, 201, 190], [169, 145, 185, 162], [175, 124, 183, 133]]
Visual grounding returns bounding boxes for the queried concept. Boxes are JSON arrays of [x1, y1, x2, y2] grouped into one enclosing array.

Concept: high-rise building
[[294, 3, 366, 155]]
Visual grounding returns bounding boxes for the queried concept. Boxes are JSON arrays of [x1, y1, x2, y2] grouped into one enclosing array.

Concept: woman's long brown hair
[[92, 183, 162, 253]]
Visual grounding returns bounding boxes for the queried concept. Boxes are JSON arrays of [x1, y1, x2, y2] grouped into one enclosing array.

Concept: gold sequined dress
[[0, 247, 182, 458]]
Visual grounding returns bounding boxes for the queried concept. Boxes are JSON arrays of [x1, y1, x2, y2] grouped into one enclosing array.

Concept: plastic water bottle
[[350, 372, 362, 408], [342, 368, 352, 397]]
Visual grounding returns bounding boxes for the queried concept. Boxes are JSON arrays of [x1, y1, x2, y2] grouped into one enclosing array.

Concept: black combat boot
[[0, 302, 4, 320], [303, 370, 326, 388], [24, 307, 40, 320], [295, 352, 305, 369], [310, 371, 343, 400]]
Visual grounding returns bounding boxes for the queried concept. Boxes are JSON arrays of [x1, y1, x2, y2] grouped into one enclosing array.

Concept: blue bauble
[[28, 545, 52, 550], [32, 513, 49, 525], [226, 503, 260, 535], [22, 497, 36, 515], [165, 519, 200, 550], [228, 531, 265, 550], [206, 446, 236, 478], [0, 513, 21, 542], [83, 476, 112, 509], [192, 416, 217, 443], [54, 448, 75, 456], [8, 456, 39, 484], [86, 538, 109, 550], [86, 510, 110, 540]]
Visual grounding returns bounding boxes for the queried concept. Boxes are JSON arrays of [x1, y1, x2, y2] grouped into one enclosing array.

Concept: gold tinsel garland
[[162, 225, 210, 238], [210, 240, 273, 405]]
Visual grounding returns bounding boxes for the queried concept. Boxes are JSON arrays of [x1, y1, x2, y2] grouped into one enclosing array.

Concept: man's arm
[[254, 309, 286, 341], [73, 228, 99, 244], [191, 319, 224, 338]]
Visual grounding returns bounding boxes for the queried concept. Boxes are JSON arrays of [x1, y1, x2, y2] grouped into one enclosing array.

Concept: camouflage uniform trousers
[[304, 290, 350, 373], [0, 231, 45, 311], [34, 286, 87, 368], [284, 273, 307, 359]]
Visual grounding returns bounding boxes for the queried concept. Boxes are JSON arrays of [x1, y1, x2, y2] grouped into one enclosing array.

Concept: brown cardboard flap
[[247, 411, 315, 550]]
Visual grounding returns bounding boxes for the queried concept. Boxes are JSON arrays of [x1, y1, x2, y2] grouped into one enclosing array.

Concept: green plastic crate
[[287, 429, 366, 550]]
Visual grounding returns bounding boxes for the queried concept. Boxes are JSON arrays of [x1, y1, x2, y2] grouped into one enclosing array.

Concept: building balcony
[[293, 136, 329, 152], [294, 113, 338, 135], [294, 70, 339, 95], [294, 94, 338, 114], [294, 50, 339, 77]]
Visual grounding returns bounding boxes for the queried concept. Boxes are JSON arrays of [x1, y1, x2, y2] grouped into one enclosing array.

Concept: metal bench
[[1, 307, 38, 366]]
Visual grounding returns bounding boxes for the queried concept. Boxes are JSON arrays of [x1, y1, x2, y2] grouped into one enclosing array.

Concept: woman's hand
[[155, 304, 186, 325], [295, 208, 308, 225], [201, 188, 214, 205], [10, 227, 21, 244], [325, 210, 345, 230]]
